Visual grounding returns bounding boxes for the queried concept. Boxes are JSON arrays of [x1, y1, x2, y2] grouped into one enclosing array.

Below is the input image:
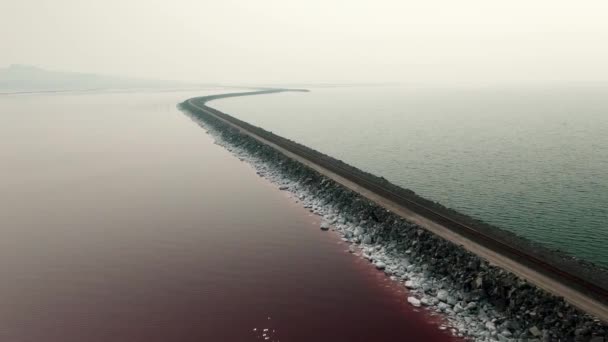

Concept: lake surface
[[0, 90, 458, 341], [210, 85, 608, 267]]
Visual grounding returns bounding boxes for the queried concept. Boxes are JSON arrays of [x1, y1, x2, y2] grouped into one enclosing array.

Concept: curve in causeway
[[183, 89, 608, 323]]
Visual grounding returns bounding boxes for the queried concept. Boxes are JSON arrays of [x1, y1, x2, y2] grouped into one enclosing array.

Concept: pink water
[[0, 90, 461, 341]]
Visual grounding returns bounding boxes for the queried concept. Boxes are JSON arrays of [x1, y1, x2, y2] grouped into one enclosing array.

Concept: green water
[[211, 85, 608, 267]]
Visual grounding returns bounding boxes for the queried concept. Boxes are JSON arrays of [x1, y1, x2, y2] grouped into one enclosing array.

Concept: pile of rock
[[182, 105, 608, 341]]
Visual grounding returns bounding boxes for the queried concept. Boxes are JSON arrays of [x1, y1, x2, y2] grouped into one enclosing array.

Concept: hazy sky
[[2, 0, 608, 85]]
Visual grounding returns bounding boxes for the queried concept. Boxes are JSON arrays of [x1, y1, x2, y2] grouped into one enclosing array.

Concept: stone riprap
[[180, 104, 607, 342]]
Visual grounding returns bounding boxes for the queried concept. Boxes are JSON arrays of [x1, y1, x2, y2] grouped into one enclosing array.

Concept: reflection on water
[[0, 90, 459, 342]]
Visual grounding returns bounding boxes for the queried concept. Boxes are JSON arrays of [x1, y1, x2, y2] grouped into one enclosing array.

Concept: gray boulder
[[437, 289, 449, 302]]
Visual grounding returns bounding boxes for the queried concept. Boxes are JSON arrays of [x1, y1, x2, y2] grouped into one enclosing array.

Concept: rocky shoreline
[[180, 104, 607, 341]]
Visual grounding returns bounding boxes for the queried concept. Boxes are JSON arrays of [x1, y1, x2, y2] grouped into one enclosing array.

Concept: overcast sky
[[2, 0, 608, 85]]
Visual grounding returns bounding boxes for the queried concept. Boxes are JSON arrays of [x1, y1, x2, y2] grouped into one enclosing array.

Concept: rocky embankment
[[180, 103, 607, 341]]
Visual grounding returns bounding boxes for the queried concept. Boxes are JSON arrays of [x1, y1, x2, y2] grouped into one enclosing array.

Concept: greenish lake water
[[211, 85, 608, 268]]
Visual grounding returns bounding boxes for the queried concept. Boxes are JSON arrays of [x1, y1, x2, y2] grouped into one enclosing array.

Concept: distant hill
[[0, 64, 206, 92]]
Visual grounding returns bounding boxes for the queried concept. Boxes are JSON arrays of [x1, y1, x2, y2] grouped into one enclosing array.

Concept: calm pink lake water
[[0, 90, 460, 342]]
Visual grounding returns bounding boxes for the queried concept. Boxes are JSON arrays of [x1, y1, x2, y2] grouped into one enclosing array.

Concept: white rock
[[407, 297, 421, 307], [405, 280, 419, 289], [500, 330, 512, 337], [320, 222, 330, 231], [485, 321, 497, 331], [465, 301, 477, 311], [436, 289, 449, 302], [529, 326, 541, 337], [375, 262, 386, 270]]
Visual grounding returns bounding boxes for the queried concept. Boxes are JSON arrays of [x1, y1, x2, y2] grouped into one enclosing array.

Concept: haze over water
[[211, 85, 608, 267], [0, 90, 459, 341]]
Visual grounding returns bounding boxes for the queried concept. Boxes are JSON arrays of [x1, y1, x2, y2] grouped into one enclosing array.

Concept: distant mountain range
[[0, 64, 209, 92]]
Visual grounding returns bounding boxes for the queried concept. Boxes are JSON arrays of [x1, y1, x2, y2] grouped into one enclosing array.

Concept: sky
[[2, 0, 608, 86]]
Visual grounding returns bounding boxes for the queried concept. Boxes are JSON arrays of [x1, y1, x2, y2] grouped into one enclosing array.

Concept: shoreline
[[0, 90, 461, 342], [180, 90, 608, 340]]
